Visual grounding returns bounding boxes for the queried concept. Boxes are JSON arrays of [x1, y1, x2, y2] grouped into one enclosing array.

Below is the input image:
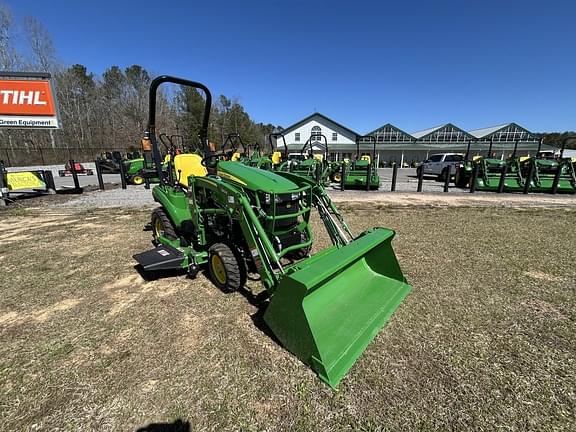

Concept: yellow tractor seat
[[472, 155, 483, 161], [271, 151, 282, 165], [231, 152, 241, 161], [313, 154, 324, 161], [519, 156, 530, 162], [173, 153, 207, 187], [360, 155, 371, 163]]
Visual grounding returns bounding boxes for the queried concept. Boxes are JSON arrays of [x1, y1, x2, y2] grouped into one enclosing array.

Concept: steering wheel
[[201, 154, 220, 168]]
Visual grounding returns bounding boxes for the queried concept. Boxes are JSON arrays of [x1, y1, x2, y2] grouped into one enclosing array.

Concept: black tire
[[151, 208, 177, 241], [208, 243, 244, 293], [129, 174, 145, 185]]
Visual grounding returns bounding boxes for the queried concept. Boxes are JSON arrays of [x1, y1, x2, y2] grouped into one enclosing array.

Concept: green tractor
[[455, 138, 576, 193], [224, 133, 273, 170], [337, 135, 380, 190], [133, 76, 412, 388], [277, 133, 335, 185]]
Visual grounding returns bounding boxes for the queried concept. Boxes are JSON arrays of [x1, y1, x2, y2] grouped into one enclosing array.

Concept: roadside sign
[[0, 72, 61, 129]]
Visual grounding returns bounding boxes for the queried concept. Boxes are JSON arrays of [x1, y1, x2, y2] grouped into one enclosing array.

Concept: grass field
[[1, 205, 575, 431]]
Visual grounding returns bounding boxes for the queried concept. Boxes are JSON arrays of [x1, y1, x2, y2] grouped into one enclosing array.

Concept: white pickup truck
[[417, 153, 464, 181]]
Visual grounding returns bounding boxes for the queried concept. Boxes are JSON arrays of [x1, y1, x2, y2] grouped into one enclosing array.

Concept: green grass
[[0, 206, 575, 431]]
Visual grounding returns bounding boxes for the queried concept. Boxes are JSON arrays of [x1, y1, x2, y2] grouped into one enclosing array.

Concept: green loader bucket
[[264, 228, 411, 388]]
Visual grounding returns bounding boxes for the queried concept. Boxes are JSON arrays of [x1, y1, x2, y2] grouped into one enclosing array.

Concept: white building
[[274, 113, 359, 161]]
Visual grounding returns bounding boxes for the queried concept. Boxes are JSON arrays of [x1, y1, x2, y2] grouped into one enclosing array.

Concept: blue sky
[[6, 0, 575, 133]]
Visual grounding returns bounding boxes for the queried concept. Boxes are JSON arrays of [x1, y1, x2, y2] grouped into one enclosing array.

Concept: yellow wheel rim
[[133, 175, 144, 185], [154, 218, 164, 237], [211, 254, 227, 285], [333, 173, 341, 182]]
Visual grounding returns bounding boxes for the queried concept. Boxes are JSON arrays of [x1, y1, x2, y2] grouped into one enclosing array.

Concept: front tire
[[208, 243, 244, 293]]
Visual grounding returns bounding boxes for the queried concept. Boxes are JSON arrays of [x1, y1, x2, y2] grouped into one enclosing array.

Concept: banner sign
[[6, 171, 46, 190], [0, 75, 60, 129]]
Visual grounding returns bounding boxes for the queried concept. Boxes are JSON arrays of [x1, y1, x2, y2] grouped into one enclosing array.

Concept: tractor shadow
[[133, 264, 187, 282], [136, 419, 190, 432]]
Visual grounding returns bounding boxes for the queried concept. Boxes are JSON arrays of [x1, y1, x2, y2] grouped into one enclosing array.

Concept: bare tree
[[23, 15, 58, 73], [0, 4, 22, 71]]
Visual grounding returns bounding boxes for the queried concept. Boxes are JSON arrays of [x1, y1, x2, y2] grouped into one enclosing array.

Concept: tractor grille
[[260, 193, 301, 229]]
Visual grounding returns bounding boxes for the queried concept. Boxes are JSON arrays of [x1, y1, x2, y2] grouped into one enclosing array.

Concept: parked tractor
[[338, 135, 380, 190], [133, 76, 411, 388], [454, 137, 576, 193]]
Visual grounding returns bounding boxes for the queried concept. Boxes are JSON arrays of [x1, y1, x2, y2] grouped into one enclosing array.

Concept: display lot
[[1, 201, 575, 431]]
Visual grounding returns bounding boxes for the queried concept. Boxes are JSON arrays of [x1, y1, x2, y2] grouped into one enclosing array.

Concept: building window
[[295, 133, 300, 141], [311, 126, 321, 139], [332, 132, 337, 141]]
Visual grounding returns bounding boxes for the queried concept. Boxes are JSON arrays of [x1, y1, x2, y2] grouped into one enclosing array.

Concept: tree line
[[0, 4, 279, 159]]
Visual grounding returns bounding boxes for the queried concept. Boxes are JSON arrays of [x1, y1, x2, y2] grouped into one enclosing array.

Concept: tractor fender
[[151, 186, 193, 229]]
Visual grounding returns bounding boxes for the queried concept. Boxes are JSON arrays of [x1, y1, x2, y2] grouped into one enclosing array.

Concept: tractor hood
[[217, 161, 299, 193]]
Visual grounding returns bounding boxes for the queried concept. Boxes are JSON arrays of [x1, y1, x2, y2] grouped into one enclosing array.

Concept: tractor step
[[133, 244, 185, 271]]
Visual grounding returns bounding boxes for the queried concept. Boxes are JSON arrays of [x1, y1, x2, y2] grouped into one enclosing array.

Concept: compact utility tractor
[[133, 76, 412, 388], [224, 133, 274, 170], [277, 134, 335, 185], [337, 135, 380, 190], [455, 138, 576, 193]]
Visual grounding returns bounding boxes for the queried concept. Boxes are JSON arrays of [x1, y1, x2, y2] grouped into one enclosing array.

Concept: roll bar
[[147, 75, 212, 183], [355, 135, 376, 162], [301, 134, 329, 160], [269, 133, 287, 159]]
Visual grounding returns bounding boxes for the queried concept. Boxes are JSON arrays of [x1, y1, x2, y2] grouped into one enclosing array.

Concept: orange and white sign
[[0, 78, 60, 129]]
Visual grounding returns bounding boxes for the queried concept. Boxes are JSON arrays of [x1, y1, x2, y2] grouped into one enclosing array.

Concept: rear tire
[[208, 243, 243, 293], [151, 208, 177, 241], [130, 174, 145, 185]]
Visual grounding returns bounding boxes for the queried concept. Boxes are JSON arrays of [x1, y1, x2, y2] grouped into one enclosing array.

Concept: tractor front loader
[[133, 76, 411, 388]]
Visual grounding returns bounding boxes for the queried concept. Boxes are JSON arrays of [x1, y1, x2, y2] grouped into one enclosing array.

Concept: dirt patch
[[524, 270, 565, 283]]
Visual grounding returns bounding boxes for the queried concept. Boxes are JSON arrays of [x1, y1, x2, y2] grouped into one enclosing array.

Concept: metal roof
[[468, 123, 513, 138], [411, 124, 446, 139]]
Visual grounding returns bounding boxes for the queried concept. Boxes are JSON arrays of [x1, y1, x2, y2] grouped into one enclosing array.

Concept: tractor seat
[[173, 153, 207, 187]]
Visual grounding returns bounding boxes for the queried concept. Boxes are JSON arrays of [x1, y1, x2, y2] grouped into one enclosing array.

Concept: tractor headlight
[[263, 193, 271, 204], [291, 193, 300, 201]]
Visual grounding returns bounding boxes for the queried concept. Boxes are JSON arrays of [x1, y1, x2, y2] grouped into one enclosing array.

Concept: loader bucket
[[264, 227, 411, 388]]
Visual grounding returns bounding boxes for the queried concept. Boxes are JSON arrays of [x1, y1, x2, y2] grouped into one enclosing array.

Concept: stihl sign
[[0, 76, 60, 129]]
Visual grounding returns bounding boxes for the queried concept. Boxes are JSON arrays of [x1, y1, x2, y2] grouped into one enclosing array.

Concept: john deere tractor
[[338, 135, 380, 190], [454, 138, 576, 193], [133, 76, 411, 388]]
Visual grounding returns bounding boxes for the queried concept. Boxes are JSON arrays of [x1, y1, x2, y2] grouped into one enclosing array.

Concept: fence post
[[365, 162, 371, 191], [144, 176, 150, 189], [4, 149, 11, 167], [390, 163, 398, 192], [497, 164, 507, 193], [43, 170, 56, 194], [523, 161, 534, 194], [69, 159, 81, 191], [95, 159, 105, 191], [340, 163, 346, 191], [443, 166, 451, 192], [469, 164, 478, 193], [417, 165, 424, 192], [0, 161, 7, 206], [551, 164, 562, 195], [119, 158, 127, 189]]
